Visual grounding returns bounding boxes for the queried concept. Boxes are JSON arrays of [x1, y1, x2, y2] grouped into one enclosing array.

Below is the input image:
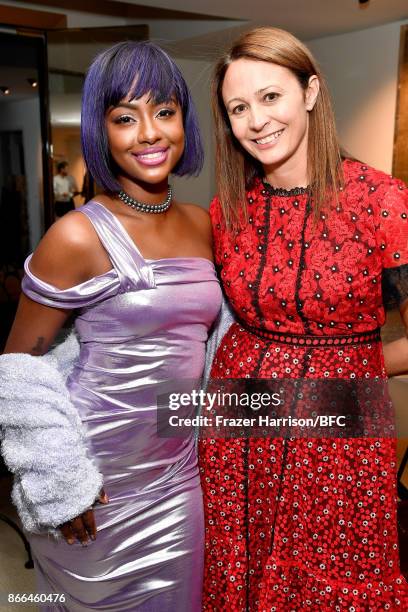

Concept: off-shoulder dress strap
[[77, 201, 155, 292], [21, 201, 156, 310], [22, 255, 120, 309]]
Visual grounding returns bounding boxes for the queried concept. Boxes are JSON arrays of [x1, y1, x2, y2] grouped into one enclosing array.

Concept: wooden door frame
[[0, 4, 67, 30]]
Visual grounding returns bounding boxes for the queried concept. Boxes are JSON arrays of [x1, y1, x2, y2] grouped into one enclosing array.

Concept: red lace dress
[[199, 160, 408, 611]]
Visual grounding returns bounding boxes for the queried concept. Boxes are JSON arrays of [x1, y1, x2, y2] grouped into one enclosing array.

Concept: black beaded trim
[[251, 191, 272, 326], [262, 180, 309, 197], [118, 186, 172, 213], [241, 324, 381, 346], [294, 197, 313, 333]]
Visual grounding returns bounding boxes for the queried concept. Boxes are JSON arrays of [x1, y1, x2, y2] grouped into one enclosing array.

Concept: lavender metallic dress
[[21, 201, 222, 611]]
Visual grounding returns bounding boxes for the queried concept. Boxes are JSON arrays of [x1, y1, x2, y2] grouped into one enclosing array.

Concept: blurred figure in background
[[53, 161, 78, 217]]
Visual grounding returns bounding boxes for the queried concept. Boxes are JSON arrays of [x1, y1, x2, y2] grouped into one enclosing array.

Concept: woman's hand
[[59, 489, 109, 545]]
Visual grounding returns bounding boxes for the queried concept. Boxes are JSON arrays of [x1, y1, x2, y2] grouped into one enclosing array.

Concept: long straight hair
[[212, 27, 343, 227]]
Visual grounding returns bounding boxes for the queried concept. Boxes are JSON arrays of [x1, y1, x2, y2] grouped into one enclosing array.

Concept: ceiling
[[110, 0, 408, 41]]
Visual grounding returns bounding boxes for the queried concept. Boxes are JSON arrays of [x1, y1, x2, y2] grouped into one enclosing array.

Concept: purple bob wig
[[81, 41, 204, 192]]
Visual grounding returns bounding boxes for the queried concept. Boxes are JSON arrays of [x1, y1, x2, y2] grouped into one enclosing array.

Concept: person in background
[[53, 161, 78, 217], [199, 26, 408, 610]]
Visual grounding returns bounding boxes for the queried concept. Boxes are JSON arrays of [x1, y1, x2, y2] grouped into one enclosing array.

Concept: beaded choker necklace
[[118, 186, 172, 213]]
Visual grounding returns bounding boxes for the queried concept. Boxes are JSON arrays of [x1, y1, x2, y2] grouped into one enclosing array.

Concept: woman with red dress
[[199, 27, 408, 610]]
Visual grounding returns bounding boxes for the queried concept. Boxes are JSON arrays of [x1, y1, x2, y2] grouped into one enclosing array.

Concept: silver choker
[[118, 186, 172, 213]]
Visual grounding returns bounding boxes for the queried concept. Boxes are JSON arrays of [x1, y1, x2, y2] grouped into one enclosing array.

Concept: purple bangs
[[81, 41, 204, 193]]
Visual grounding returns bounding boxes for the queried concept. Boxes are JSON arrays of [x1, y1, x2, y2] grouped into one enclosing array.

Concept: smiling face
[[105, 92, 185, 192], [222, 58, 319, 184]]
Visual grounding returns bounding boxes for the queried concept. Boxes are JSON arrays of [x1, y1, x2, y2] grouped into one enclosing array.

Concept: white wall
[[308, 20, 408, 173], [0, 97, 43, 249]]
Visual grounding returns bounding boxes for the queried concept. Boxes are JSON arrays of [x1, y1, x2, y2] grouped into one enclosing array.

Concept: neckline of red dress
[[261, 179, 309, 197]]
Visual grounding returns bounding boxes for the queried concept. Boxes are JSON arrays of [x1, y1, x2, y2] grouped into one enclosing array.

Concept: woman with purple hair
[[2, 41, 221, 610]]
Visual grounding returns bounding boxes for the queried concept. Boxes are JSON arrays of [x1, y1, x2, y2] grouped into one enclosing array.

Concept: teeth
[[256, 130, 283, 145], [138, 152, 165, 159]]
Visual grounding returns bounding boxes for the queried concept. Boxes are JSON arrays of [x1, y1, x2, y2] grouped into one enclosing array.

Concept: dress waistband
[[239, 322, 381, 347]]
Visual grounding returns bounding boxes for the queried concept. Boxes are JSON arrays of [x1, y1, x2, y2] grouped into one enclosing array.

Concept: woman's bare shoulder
[[177, 201, 211, 227], [178, 201, 210, 215], [29, 209, 110, 289]]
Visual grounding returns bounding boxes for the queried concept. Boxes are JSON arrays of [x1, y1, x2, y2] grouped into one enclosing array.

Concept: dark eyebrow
[[113, 102, 139, 110], [113, 97, 178, 111]]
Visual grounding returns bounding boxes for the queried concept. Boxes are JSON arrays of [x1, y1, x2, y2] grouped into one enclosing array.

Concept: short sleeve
[[374, 176, 408, 308], [374, 176, 408, 267]]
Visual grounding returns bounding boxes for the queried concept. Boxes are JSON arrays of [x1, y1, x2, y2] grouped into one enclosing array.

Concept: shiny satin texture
[[22, 201, 222, 611]]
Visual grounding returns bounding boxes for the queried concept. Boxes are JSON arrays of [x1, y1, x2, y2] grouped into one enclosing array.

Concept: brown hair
[[212, 27, 343, 227]]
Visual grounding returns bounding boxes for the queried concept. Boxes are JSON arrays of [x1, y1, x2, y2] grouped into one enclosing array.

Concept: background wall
[[171, 58, 214, 207], [308, 20, 408, 174]]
